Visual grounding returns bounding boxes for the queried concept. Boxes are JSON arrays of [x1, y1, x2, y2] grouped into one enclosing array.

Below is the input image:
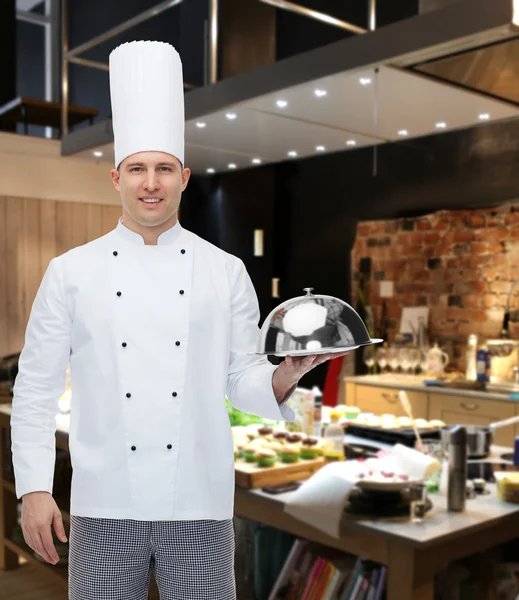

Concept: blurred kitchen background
[[1, 0, 519, 395]]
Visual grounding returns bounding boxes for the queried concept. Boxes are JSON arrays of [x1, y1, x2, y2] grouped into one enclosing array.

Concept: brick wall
[[351, 202, 519, 370]]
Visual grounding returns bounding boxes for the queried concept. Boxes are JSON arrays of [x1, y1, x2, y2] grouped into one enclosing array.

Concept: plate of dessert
[[354, 467, 422, 492]]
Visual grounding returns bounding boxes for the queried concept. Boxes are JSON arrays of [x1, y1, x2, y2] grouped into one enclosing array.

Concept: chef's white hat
[[109, 41, 185, 168]]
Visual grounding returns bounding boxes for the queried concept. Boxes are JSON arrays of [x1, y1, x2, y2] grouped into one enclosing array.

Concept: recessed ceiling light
[[196, 121, 207, 128], [287, 151, 298, 158], [316, 145, 326, 152], [206, 168, 215, 174], [359, 77, 372, 86], [479, 113, 490, 121], [435, 122, 447, 129], [228, 163, 237, 169], [314, 89, 327, 97], [398, 129, 408, 136], [93, 150, 103, 157], [276, 100, 288, 108], [226, 112, 237, 120], [252, 158, 262, 165], [346, 139, 356, 146]]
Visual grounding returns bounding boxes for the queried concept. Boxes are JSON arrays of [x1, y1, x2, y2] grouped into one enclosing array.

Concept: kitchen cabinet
[[348, 384, 429, 419], [428, 393, 517, 447]]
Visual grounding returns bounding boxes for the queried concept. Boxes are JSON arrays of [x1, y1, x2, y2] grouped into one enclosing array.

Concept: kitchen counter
[[344, 374, 518, 402], [235, 480, 519, 600], [2, 404, 519, 599]]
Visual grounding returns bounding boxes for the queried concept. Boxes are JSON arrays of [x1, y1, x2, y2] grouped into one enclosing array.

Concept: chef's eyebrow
[[125, 161, 177, 168]]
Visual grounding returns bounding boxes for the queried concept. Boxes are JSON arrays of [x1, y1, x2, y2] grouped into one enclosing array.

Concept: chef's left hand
[[272, 351, 349, 403], [281, 351, 350, 381]]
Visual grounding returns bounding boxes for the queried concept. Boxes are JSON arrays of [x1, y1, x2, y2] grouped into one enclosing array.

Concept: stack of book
[[268, 539, 386, 600]]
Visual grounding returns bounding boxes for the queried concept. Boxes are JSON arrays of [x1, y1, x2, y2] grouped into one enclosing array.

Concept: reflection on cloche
[[254, 288, 382, 357]]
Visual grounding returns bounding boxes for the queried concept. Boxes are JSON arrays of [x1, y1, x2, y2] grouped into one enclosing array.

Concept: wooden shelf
[[3, 480, 16, 494], [3, 537, 68, 588]]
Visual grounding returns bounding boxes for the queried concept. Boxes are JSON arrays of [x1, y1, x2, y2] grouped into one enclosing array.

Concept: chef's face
[[111, 151, 190, 233]]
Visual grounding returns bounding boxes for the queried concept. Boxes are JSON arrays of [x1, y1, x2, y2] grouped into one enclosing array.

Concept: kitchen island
[[2, 404, 519, 599]]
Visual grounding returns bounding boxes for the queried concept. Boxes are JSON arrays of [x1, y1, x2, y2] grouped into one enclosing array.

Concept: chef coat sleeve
[[226, 258, 295, 422], [10, 257, 72, 499]]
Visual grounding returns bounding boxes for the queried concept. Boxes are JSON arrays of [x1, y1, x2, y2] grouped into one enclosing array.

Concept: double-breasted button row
[[116, 289, 184, 297], [130, 445, 173, 451], [125, 392, 178, 398], [112, 249, 187, 256], [121, 341, 181, 347]]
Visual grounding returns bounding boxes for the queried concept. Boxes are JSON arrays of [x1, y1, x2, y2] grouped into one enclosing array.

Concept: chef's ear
[[111, 168, 121, 192], [181, 167, 191, 191]]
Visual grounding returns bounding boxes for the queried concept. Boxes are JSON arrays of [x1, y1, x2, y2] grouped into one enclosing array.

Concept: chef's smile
[[139, 196, 163, 206]]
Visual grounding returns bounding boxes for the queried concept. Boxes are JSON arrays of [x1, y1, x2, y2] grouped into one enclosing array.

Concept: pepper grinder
[[447, 425, 467, 512]]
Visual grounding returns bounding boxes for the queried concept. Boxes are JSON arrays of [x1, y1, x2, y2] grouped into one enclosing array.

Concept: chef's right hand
[[21, 491, 67, 564]]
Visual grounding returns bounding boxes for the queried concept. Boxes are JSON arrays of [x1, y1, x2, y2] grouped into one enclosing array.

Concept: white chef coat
[[11, 218, 295, 521]]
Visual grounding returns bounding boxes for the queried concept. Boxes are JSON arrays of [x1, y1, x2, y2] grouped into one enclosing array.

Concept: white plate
[[355, 477, 423, 492], [250, 339, 383, 357]]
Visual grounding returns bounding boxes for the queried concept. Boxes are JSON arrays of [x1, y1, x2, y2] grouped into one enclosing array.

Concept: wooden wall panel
[[40, 199, 56, 278], [102, 206, 121, 235], [5, 198, 24, 353], [21, 198, 41, 335], [0, 197, 122, 358], [0, 198, 7, 357]]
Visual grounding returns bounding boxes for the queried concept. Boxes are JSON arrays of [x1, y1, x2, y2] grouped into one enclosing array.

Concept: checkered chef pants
[[68, 516, 236, 599]]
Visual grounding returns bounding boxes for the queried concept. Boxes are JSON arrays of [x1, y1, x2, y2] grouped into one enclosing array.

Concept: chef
[[10, 41, 346, 599]]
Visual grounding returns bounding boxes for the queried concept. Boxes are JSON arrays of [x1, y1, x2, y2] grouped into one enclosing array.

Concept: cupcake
[[279, 444, 301, 463], [314, 440, 325, 456], [429, 419, 445, 428], [365, 416, 381, 428], [257, 448, 277, 468], [414, 419, 431, 430], [267, 441, 284, 454], [242, 444, 258, 462], [398, 416, 413, 428], [258, 426, 274, 441], [286, 433, 305, 444], [344, 406, 361, 420], [381, 421, 400, 430], [273, 430, 288, 442], [300, 437, 320, 459]]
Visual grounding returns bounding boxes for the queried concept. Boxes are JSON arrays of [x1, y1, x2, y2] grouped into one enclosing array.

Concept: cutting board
[[234, 456, 326, 489]]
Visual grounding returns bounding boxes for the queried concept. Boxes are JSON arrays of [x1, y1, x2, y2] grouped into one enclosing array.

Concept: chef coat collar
[[116, 216, 183, 246]]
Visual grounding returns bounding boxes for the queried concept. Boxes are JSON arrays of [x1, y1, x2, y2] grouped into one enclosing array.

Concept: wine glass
[[419, 348, 428, 374], [363, 345, 376, 370], [399, 348, 412, 373], [387, 347, 400, 372], [408, 348, 420, 375], [376, 346, 387, 372]]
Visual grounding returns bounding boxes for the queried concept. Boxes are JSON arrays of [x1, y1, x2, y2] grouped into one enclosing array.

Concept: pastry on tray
[[272, 430, 288, 442], [242, 444, 258, 463], [267, 441, 284, 454], [285, 432, 305, 444], [279, 444, 301, 463], [257, 426, 274, 441], [256, 448, 277, 468], [398, 416, 413, 428], [300, 437, 320, 459]]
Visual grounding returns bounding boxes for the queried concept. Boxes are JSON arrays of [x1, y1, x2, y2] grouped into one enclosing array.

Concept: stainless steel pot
[[440, 415, 519, 458]]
